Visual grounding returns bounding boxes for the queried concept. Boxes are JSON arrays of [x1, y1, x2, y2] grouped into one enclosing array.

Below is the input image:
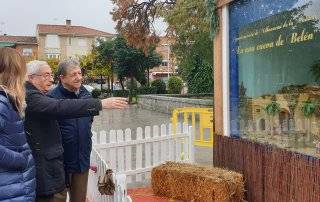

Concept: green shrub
[[113, 90, 130, 97], [126, 79, 138, 91], [91, 89, 101, 98], [151, 79, 166, 94], [101, 89, 112, 94], [188, 62, 213, 94], [168, 76, 183, 94], [138, 86, 157, 94]]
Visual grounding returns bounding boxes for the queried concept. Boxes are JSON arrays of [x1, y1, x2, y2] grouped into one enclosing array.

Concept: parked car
[[83, 85, 95, 93]]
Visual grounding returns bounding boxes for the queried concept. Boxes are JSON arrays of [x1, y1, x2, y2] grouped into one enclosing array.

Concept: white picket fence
[[87, 148, 131, 202], [87, 123, 193, 201], [92, 123, 194, 183]]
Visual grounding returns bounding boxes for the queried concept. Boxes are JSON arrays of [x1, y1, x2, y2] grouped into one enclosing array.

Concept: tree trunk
[[147, 67, 150, 87], [107, 77, 110, 90], [111, 65, 114, 93], [129, 76, 134, 104], [100, 73, 103, 91], [120, 77, 124, 90]]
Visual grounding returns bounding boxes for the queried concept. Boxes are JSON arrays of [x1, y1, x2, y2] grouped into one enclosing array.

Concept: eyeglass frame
[[31, 73, 54, 80]]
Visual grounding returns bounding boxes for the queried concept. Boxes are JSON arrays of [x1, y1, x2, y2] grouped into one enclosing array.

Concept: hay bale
[[151, 162, 245, 202]]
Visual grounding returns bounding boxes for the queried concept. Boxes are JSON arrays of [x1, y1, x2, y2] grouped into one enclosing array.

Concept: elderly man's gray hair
[[26, 60, 49, 76], [57, 58, 80, 77]]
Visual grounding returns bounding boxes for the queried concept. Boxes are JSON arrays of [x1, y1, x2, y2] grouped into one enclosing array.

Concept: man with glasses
[[24, 60, 127, 202]]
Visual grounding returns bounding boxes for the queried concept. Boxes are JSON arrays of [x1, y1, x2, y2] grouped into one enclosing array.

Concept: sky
[[0, 0, 117, 36], [0, 0, 166, 37]]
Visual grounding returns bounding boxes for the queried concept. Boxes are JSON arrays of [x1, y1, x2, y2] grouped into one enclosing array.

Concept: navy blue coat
[[48, 84, 94, 174], [0, 92, 36, 202]]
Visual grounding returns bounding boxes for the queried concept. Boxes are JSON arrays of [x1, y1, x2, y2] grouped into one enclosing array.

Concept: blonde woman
[[0, 47, 36, 201]]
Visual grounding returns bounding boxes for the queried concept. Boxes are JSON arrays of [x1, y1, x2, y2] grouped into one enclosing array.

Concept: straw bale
[[151, 162, 245, 202]]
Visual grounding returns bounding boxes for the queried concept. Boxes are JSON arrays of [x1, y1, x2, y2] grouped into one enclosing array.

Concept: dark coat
[[24, 82, 101, 196], [0, 91, 36, 202], [48, 84, 94, 174]]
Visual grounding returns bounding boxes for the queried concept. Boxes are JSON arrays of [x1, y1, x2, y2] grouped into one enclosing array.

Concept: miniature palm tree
[[265, 101, 281, 136], [301, 100, 316, 143]]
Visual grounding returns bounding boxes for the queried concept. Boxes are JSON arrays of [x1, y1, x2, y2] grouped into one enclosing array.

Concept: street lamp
[[0, 22, 5, 35]]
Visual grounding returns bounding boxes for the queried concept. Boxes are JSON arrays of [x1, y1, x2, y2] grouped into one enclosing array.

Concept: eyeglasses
[[32, 73, 54, 80]]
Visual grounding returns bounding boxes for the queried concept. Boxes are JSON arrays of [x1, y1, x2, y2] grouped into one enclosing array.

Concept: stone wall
[[138, 95, 213, 114]]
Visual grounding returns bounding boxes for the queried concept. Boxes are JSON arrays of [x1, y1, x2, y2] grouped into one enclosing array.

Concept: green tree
[[168, 76, 183, 94], [113, 36, 161, 102], [46, 58, 59, 73], [143, 49, 162, 87], [187, 55, 213, 94], [111, 0, 214, 94], [79, 53, 95, 78], [94, 39, 116, 90], [79, 52, 111, 88], [163, 0, 213, 93], [151, 79, 166, 94], [45, 58, 60, 82], [301, 100, 316, 143], [265, 100, 281, 136]]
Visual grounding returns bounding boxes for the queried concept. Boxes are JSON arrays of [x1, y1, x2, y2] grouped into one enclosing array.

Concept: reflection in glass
[[229, 0, 320, 156]]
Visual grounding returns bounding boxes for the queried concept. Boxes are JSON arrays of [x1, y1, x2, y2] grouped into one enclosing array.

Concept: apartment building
[[0, 35, 38, 61], [150, 36, 177, 81], [36, 20, 113, 60]]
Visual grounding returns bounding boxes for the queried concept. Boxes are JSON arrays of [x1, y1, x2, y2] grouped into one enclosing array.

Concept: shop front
[[213, 0, 320, 201]]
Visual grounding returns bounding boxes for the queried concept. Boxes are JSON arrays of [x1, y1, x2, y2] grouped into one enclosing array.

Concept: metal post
[[167, 44, 170, 80]]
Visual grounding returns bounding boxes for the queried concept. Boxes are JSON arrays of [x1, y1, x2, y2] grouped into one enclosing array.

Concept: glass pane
[[229, 0, 320, 156]]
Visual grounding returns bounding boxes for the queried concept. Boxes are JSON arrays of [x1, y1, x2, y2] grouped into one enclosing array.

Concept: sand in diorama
[[242, 132, 320, 157], [151, 162, 245, 202]]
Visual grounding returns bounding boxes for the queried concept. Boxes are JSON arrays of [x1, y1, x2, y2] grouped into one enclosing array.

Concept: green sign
[[237, 6, 320, 97], [0, 42, 16, 47]]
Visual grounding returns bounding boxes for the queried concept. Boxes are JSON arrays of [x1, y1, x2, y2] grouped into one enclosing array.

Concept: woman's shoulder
[[0, 91, 10, 107], [0, 92, 11, 121], [0, 91, 18, 116]]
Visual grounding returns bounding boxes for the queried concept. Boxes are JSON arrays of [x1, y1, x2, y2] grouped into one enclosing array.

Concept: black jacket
[[24, 82, 101, 196]]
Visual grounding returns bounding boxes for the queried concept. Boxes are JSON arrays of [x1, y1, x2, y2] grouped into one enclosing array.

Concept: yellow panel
[[171, 108, 214, 148]]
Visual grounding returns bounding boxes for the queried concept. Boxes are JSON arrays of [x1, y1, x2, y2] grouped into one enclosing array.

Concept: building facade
[[150, 37, 177, 82], [0, 35, 38, 62], [36, 20, 114, 60]]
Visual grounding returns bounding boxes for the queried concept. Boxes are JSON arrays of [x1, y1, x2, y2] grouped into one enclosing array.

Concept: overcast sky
[[0, 0, 117, 36]]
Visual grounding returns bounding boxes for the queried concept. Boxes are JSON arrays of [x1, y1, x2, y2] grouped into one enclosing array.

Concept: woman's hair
[[0, 47, 27, 115]]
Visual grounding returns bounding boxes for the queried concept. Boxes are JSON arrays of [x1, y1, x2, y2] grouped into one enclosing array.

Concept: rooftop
[[37, 20, 114, 37], [0, 35, 37, 44]]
